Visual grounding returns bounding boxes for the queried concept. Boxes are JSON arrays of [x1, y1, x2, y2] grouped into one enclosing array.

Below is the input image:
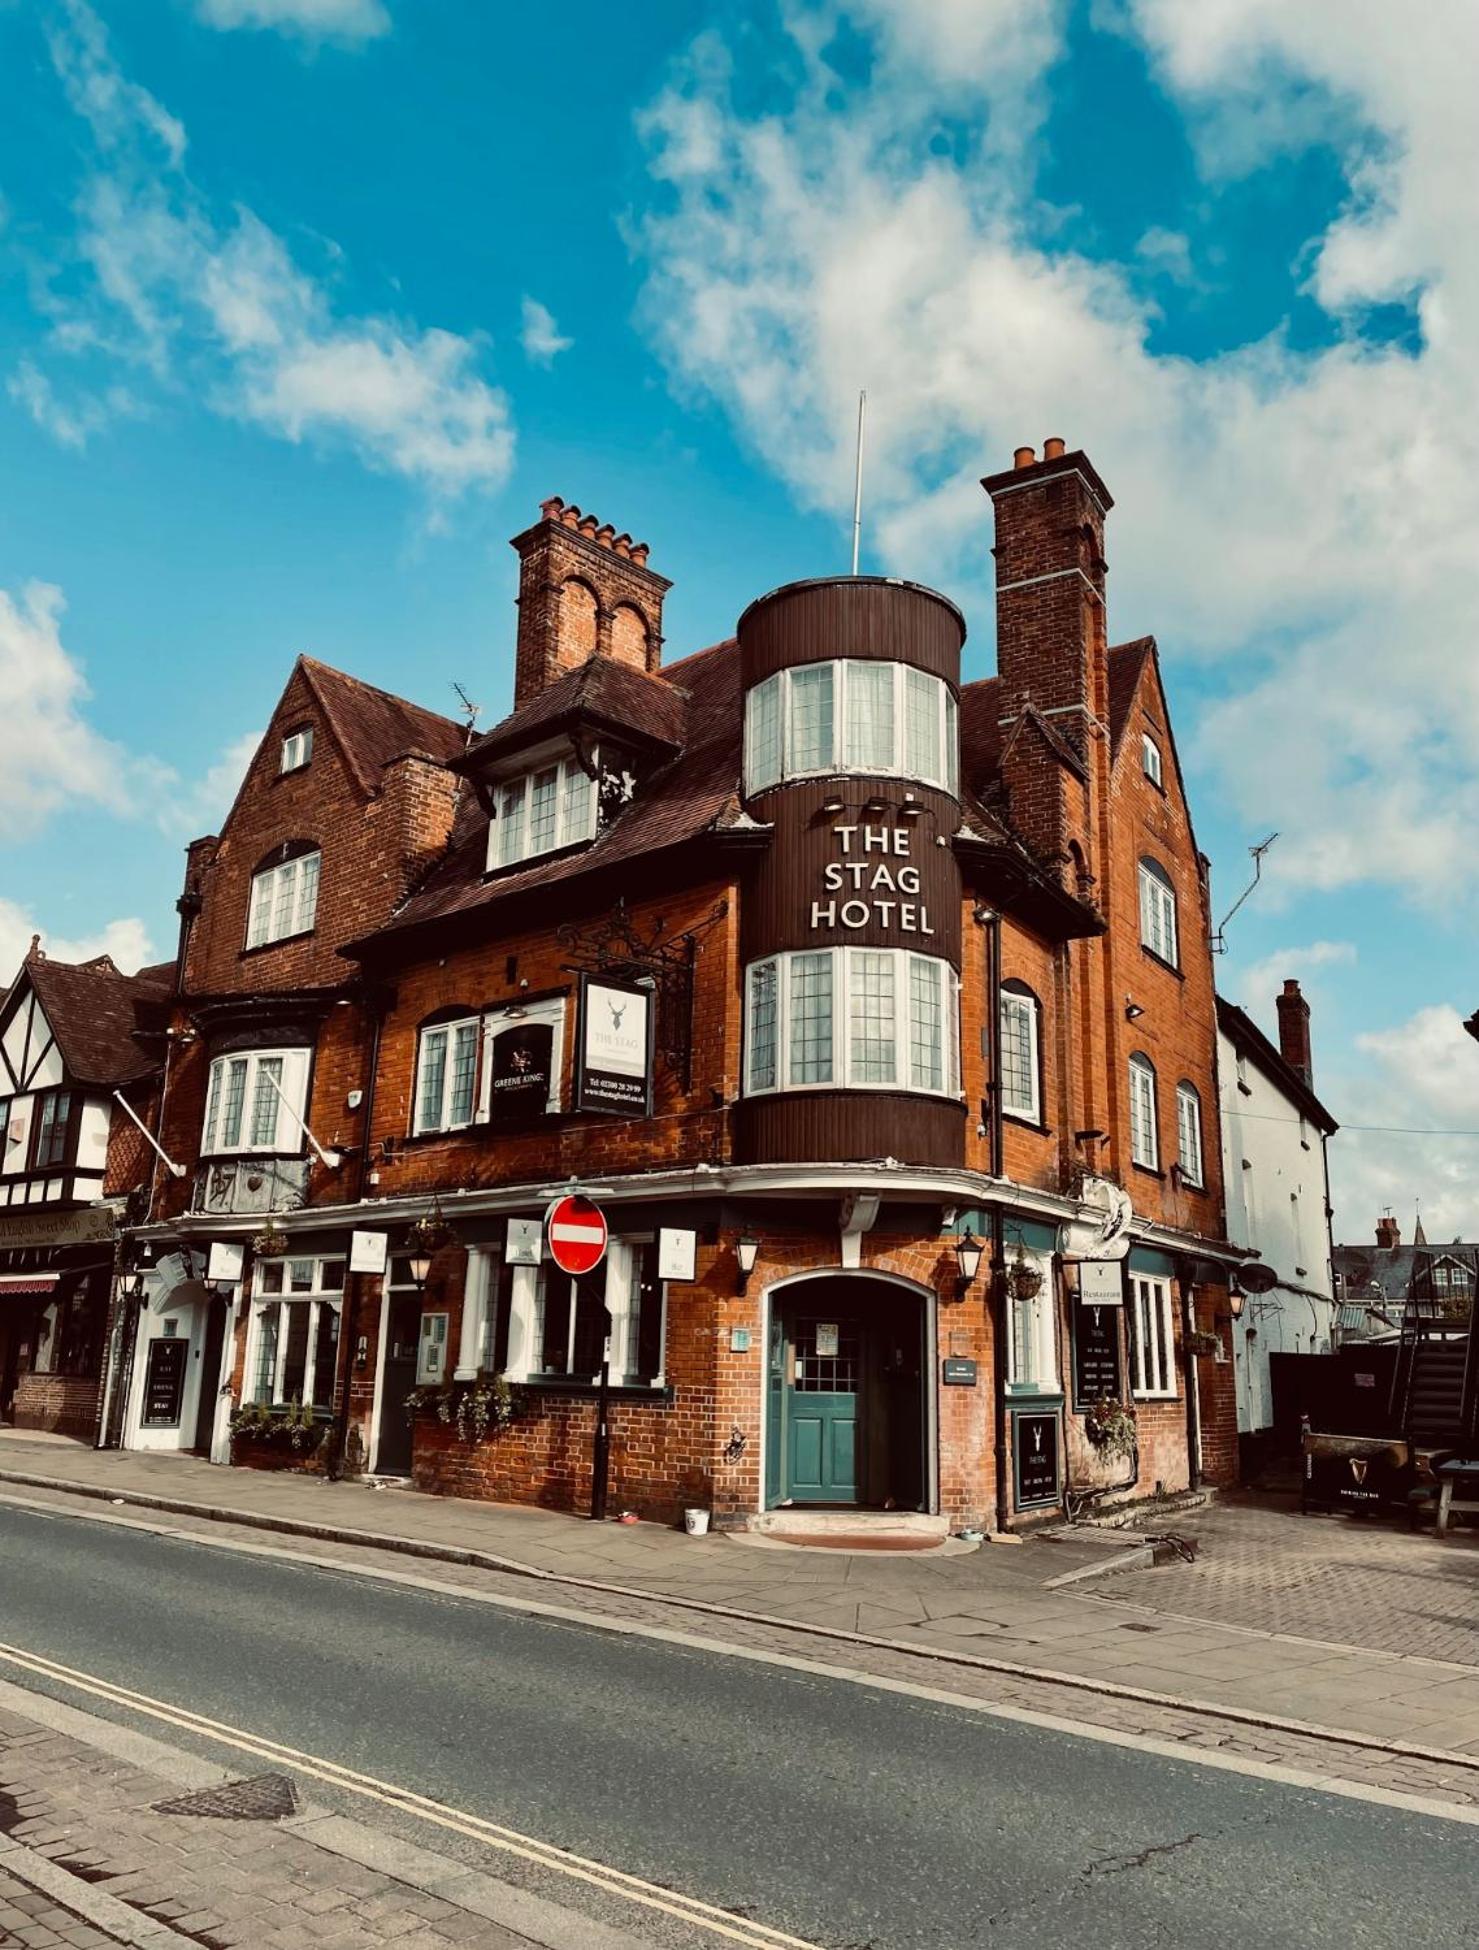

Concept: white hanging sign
[[349, 1229, 389, 1276], [506, 1217, 543, 1265], [658, 1228, 697, 1283]]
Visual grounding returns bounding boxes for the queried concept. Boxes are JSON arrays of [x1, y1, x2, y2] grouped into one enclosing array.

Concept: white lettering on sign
[[810, 826, 934, 937]]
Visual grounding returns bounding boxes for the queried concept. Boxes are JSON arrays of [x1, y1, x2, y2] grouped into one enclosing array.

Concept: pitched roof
[[1332, 1242, 1479, 1307], [458, 655, 686, 771], [351, 639, 744, 953], [20, 951, 173, 1087], [298, 657, 469, 797], [1216, 995, 1338, 1135], [1107, 638, 1155, 753]]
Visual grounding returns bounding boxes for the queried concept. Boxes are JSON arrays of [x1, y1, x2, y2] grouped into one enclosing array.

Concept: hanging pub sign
[[575, 974, 653, 1117], [1072, 1302, 1121, 1410], [1076, 1260, 1124, 1305], [1013, 1409, 1061, 1510], [487, 1019, 555, 1126]]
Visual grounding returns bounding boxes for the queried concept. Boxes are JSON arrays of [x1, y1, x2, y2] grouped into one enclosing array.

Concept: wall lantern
[[954, 1232, 984, 1298], [407, 1248, 434, 1293], [1125, 999, 1146, 1021], [818, 796, 846, 817], [1228, 1286, 1247, 1321], [735, 1235, 760, 1295], [899, 793, 923, 819]]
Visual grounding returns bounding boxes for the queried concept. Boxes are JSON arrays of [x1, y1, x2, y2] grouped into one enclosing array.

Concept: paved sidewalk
[[3, 1434, 1477, 1761], [0, 1862, 124, 1949]]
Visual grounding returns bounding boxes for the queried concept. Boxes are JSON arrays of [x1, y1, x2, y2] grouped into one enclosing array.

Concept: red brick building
[[112, 444, 1241, 1530]]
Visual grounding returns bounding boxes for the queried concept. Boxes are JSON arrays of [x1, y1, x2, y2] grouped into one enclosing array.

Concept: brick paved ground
[[0, 1865, 120, 1949], [0, 1707, 555, 1950]]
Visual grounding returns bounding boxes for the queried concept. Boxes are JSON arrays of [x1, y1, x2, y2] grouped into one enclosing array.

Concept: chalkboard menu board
[[142, 1337, 187, 1428], [1013, 1409, 1061, 1509], [1072, 1301, 1122, 1410]]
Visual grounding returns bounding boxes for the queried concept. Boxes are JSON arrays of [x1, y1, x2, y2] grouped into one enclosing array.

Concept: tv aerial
[[1212, 833, 1278, 954], [452, 681, 481, 745]]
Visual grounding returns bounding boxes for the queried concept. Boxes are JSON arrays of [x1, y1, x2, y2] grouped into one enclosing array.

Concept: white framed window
[[1176, 1082, 1204, 1188], [1129, 1273, 1177, 1398], [742, 661, 959, 796], [506, 1238, 664, 1387], [1128, 1053, 1159, 1170], [999, 984, 1041, 1123], [413, 1016, 481, 1134], [1141, 733, 1163, 788], [489, 752, 598, 870], [744, 949, 960, 1098], [1006, 1248, 1058, 1394], [246, 849, 321, 948], [280, 726, 313, 774], [1138, 858, 1178, 966], [202, 1047, 310, 1155], [246, 1254, 345, 1410]]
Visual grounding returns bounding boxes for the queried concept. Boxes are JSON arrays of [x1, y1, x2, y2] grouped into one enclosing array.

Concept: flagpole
[[850, 389, 867, 575]]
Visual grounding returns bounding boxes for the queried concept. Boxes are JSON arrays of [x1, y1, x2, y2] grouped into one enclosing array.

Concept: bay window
[[745, 948, 960, 1097], [246, 847, 320, 948], [743, 661, 959, 795], [202, 1047, 310, 1155], [1129, 1273, 1177, 1398], [247, 1255, 345, 1410], [490, 752, 598, 870]]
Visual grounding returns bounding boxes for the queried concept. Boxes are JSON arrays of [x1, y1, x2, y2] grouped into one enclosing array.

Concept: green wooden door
[[785, 1313, 860, 1504]]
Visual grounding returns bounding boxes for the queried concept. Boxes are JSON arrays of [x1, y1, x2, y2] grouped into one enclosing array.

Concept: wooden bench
[[1435, 1459, 1479, 1536]]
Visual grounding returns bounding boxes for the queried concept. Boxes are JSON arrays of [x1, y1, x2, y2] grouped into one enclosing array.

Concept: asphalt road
[[0, 1502, 1470, 1949]]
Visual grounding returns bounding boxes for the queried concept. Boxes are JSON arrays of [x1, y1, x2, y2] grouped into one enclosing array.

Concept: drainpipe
[[327, 982, 389, 1481], [1178, 1257, 1203, 1491], [982, 906, 1010, 1535]]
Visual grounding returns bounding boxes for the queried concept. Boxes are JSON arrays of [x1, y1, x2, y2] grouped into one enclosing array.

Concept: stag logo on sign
[[576, 975, 653, 1116]]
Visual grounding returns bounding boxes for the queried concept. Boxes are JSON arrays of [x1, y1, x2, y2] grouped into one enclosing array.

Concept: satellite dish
[[1237, 1262, 1279, 1295]]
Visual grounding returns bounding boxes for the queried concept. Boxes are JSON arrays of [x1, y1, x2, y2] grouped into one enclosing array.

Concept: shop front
[[120, 1250, 236, 1459], [0, 1204, 116, 1439]]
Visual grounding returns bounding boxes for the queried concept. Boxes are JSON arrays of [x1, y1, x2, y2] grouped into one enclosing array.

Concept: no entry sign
[[545, 1194, 608, 1276]]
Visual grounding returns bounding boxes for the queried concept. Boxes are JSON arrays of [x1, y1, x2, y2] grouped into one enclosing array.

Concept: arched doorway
[[764, 1274, 929, 1511]]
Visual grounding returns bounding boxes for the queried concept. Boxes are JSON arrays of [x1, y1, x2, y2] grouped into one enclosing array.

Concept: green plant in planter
[[252, 1220, 289, 1259], [1187, 1328, 1222, 1358], [405, 1375, 516, 1445], [1005, 1247, 1044, 1303], [229, 1398, 326, 1453], [1084, 1395, 1138, 1461]]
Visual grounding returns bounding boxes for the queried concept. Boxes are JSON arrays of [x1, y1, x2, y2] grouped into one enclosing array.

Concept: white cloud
[[21, 3, 511, 504], [0, 581, 136, 840], [193, 1, 390, 44], [7, 358, 137, 449], [1327, 1005, 1479, 1242], [634, 2, 1479, 909], [1232, 940, 1356, 1021], [520, 297, 572, 366], [163, 729, 262, 837], [1136, 225, 1196, 284], [0, 900, 155, 984]]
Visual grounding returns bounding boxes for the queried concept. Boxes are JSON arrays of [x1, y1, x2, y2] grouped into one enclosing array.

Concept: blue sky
[[3, 0, 1478, 1237]]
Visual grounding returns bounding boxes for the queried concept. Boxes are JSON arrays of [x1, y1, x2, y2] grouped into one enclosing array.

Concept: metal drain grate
[[153, 1774, 299, 1821]]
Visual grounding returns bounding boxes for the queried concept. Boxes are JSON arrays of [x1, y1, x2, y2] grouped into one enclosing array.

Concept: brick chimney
[[1276, 978, 1313, 1084], [509, 498, 671, 707], [1375, 1214, 1401, 1250], [981, 441, 1113, 874]]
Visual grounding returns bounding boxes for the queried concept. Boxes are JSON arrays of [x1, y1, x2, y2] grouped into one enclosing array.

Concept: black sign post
[[1072, 1301, 1122, 1410], [1013, 1409, 1061, 1510], [142, 1337, 187, 1428]]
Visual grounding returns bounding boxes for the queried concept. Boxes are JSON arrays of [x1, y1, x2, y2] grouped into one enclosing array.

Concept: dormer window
[[246, 843, 321, 949], [488, 752, 597, 872], [280, 726, 313, 774]]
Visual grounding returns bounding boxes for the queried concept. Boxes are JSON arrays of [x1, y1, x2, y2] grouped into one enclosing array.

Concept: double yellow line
[[0, 1639, 823, 1950]]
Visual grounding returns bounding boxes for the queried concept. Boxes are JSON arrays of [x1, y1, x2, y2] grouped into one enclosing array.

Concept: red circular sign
[[545, 1194, 608, 1276]]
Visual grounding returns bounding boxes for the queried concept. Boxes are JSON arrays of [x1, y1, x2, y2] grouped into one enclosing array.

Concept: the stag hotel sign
[[809, 825, 935, 938]]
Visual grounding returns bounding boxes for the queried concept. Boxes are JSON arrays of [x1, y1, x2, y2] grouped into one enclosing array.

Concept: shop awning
[[0, 1274, 60, 1295]]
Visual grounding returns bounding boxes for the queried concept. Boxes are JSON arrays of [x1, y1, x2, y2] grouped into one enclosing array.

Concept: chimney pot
[[1375, 1214, 1401, 1250], [630, 542, 650, 566], [1275, 977, 1314, 1085], [1013, 445, 1036, 470], [596, 523, 616, 548], [1042, 436, 1066, 460]]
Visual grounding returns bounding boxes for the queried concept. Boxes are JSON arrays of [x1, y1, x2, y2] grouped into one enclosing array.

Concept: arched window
[[246, 838, 321, 949], [1137, 857, 1178, 967], [999, 980, 1042, 1124], [1176, 1080, 1204, 1187], [1128, 1052, 1159, 1170]]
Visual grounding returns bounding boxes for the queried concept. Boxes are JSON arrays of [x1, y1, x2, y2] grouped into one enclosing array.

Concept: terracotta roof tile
[[459, 655, 686, 770], [18, 952, 173, 1087], [1107, 638, 1155, 754], [298, 657, 469, 796]]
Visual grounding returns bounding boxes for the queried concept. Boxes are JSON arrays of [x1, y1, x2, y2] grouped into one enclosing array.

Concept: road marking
[[0, 1640, 823, 1950], [5, 1492, 1479, 1830]]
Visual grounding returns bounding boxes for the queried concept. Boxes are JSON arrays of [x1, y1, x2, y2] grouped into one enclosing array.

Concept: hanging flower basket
[[405, 1200, 454, 1259], [1187, 1328, 1222, 1358], [252, 1221, 288, 1258], [1084, 1396, 1138, 1460], [1005, 1249, 1044, 1303]]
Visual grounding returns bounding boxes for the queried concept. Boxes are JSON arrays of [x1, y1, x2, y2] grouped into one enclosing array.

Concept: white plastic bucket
[[683, 1507, 711, 1536]]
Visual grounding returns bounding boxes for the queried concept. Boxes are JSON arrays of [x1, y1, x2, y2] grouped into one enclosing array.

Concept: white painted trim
[[986, 463, 1109, 516], [366, 1285, 391, 1476], [995, 566, 1103, 603]]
